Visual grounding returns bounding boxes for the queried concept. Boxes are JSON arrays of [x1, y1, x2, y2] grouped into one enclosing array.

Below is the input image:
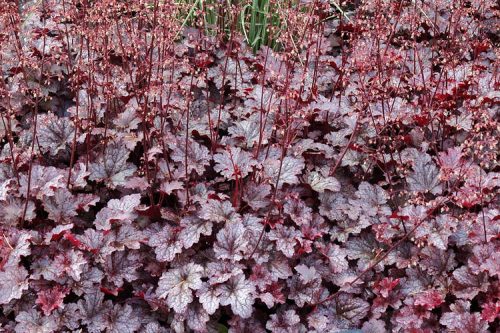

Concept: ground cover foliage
[[0, 0, 498, 332]]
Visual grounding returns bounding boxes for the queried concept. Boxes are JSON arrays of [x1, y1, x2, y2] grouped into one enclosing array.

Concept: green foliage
[[216, 323, 229, 333], [172, 0, 312, 52]]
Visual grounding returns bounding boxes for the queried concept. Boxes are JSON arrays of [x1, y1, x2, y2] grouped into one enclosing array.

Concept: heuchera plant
[[0, 0, 498, 332]]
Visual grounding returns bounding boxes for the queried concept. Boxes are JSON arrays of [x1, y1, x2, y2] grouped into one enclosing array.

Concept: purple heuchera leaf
[[103, 303, 142, 333], [287, 265, 322, 307], [14, 309, 58, 333], [214, 146, 257, 179], [160, 180, 184, 195], [266, 309, 303, 333], [43, 188, 98, 223], [19, 165, 65, 199], [169, 137, 210, 175], [440, 301, 490, 333], [37, 113, 74, 156], [156, 263, 203, 313], [94, 193, 141, 230], [468, 243, 500, 278], [407, 151, 442, 195], [36, 285, 69, 315], [89, 140, 137, 188], [197, 284, 221, 315], [0, 197, 36, 226], [228, 113, 272, 148], [179, 215, 213, 249], [242, 182, 272, 210], [103, 251, 141, 287], [147, 223, 183, 262], [206, 261, 245, 284], [50, 249, 87, 282], [264, 155, 305, 189], [214, 221, 249, 261], [200, 199, 239, 223], [218, 274, 256, 318], [186, 302, 210, 331], [268, 225, 300, 258], [321, 293, 370, 330], [284, 195, 313, 226], [320, 244, 349, 274], [307, 171, 341, 193], [76, 290, 110, 333], [0, 265, 29, 304], [451, 266, 489, 300]]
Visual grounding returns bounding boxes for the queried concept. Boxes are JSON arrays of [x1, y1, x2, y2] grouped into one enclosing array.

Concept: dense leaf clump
[[0, 0, 498, 332]]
